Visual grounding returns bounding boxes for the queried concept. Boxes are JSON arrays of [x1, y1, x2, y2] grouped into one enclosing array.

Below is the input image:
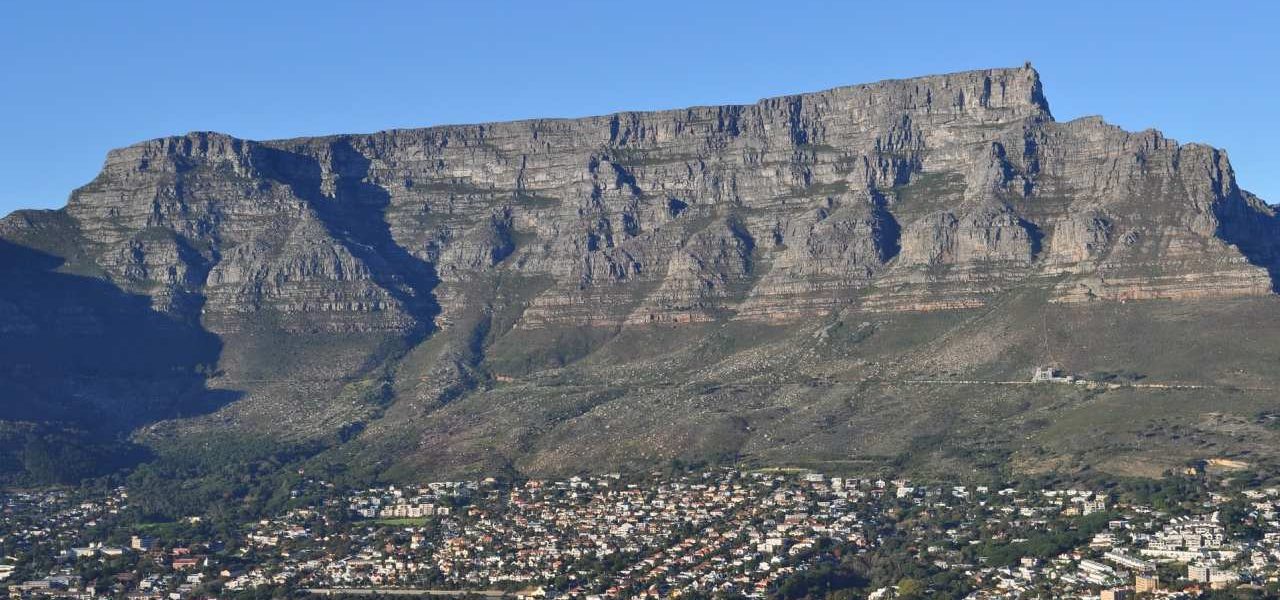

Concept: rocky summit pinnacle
[[3, 65, 1279, 484]]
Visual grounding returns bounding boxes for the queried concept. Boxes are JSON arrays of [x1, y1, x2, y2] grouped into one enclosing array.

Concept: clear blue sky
[[1, 1, 1276, 216]]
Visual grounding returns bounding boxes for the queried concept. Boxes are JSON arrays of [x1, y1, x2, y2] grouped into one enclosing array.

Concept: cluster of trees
[[124, 432, 331, 522], [1115, 476, 1208, 514], [1083, 369, 1146, 383], [964, 511, 1112, 567], [0, 421, 146, 484], [768, 538, 973, 600], [1197, 586, 1280, 600], [770, 561, 868, 599]]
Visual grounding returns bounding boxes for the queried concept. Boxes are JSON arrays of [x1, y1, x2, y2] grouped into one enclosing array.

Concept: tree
[[896, 578, 925, 599]]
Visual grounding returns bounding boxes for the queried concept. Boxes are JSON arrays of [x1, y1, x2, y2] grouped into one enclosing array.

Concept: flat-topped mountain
[[4, 65, 1279, 490]]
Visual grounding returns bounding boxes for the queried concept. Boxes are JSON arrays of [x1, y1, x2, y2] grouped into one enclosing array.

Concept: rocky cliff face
[[3, 65, 1279, 482]]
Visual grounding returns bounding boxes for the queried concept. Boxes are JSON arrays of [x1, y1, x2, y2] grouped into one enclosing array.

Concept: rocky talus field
[[3, 65, 1280, 484]]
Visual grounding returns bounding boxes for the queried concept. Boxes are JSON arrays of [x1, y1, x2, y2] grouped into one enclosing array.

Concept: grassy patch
[[372, 517, 431, 527], [890, 171, 966, 217]]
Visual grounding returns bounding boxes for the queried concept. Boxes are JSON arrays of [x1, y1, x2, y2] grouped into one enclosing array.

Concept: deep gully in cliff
[[258, 139, 444, 378]]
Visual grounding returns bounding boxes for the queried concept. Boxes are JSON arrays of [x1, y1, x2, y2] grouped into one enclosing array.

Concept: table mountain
[[4, 64, 1279, 485]]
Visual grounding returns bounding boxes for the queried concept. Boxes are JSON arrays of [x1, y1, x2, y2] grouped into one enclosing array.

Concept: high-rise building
[[1188, 563, 1211, 582], [130, 535, 155, 551]]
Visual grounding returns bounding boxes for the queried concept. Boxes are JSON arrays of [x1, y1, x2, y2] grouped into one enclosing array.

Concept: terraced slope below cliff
[[2, 65, 1279, 484]]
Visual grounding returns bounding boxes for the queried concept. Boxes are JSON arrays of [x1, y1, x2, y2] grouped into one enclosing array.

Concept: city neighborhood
[[2, 468, 1278, 599]]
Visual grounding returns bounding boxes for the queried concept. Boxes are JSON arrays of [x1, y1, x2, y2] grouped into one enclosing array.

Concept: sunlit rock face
[[19, 65, 1273, 334]]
